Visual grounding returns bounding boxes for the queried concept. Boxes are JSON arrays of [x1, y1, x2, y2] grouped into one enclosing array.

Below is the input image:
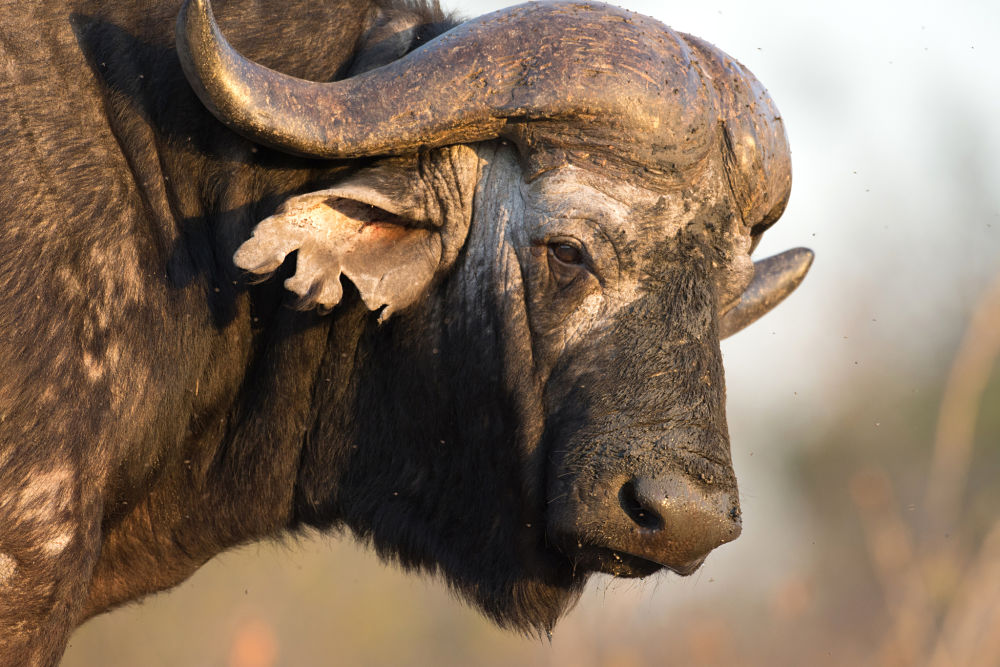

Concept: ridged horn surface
[[719, 248, 814, 339], [177, 0, 714, 161], [178, 0, 792, 230], [681, 35, 792, 233]]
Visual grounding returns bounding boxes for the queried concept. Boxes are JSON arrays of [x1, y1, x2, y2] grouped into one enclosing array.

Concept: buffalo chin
[[439, 545, 670, 633], [355, 532, 588, 636], [455, 569, 589, 637]]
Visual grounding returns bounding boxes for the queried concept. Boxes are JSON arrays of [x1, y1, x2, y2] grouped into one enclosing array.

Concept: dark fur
[[0, 1, 469, 663]]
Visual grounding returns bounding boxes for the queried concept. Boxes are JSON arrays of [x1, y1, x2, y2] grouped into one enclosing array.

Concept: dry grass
[[851, 274, 1000, 667]]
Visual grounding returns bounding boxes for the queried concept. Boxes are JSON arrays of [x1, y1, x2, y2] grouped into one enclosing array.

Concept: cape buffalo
[[0, 0, 811, 663]]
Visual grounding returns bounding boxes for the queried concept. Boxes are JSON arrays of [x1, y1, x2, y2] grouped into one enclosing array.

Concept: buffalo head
[[177, 0, 812, 633]]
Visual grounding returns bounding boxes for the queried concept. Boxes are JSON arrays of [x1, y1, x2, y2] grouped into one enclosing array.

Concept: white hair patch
[[0, 553, 16, 583]]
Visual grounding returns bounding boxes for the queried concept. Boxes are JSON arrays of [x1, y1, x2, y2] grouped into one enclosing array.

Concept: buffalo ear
[[234, 167, 442, 319]]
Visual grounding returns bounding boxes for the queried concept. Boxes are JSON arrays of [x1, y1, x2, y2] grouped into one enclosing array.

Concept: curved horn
[[177, 0, 722, 164], [681, 34, 792, 232], [719, 248, 813, 339]]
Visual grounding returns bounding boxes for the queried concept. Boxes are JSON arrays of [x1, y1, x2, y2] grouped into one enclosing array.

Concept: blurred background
[[64, 0, 1000, 664]]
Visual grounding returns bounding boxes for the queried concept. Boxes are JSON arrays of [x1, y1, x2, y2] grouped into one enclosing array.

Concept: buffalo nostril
[[618, 480, 664, 531]]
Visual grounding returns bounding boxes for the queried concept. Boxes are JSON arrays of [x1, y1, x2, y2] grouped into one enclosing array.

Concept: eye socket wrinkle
[[531, 210, 623, 287]]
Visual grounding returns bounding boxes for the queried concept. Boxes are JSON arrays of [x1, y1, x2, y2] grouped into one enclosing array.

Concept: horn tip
[[786, 246, 815, 277], [719, 246, 815, 339]]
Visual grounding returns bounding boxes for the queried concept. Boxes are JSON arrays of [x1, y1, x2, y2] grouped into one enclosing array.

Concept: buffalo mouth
[[553, 539, 708, 579]]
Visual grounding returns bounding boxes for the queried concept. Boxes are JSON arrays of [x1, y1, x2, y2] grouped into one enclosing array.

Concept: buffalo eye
[[544, 240, 590, 290], [548, 242, 584, 266]]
